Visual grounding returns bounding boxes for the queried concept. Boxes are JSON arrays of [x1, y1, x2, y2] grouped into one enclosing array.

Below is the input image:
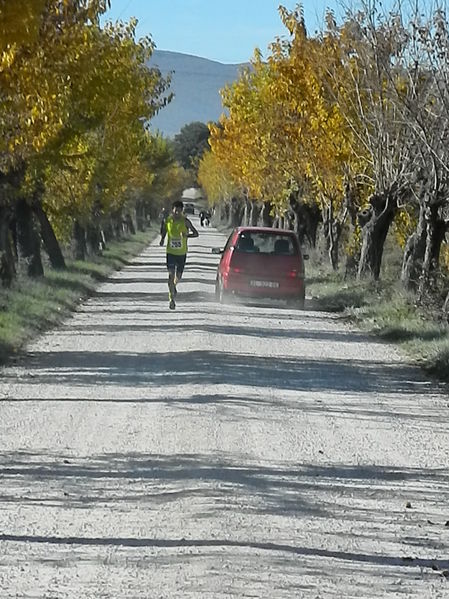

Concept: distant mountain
[[148, 50, 247, 138]]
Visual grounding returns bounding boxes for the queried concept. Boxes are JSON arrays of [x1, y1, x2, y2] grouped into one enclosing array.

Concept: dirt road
[[1, 219, 448, 598]]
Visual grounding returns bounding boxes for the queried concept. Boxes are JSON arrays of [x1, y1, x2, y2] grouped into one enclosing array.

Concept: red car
[[213, 227, 308, 308]]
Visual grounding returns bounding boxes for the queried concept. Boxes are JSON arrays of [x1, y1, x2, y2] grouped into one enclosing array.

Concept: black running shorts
[[166, 253, 187, 275]]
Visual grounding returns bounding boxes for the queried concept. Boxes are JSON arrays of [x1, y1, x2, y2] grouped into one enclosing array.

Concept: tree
[[389, 5, 449, 300], [139, 133, 191, 222], [172, 121, 210, 175], [0, 1, 172, 277], [198, 149, 240, 221], [318, 4, 419, 279], [208, 5, 365, 257], [0, 1, 112, 278]]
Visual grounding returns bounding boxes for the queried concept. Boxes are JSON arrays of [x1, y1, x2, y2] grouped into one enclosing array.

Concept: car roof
[[234, 226, 296, 235]]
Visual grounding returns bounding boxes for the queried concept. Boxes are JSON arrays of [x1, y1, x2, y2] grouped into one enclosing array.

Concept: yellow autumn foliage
[[207, 5, 371, 225], [1, 0, 171, 238]]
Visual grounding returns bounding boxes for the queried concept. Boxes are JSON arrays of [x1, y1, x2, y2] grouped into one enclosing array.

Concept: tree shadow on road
[[1, 451, 448, 585], [11, 348, 434, 396]]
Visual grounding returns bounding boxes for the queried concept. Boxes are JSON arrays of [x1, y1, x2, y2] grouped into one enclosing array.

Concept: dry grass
[[0, 229, 157, 364]]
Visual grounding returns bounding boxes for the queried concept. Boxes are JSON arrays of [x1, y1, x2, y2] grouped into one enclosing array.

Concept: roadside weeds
[[0, 228, 158, 365], [307, 269, 449, 383]]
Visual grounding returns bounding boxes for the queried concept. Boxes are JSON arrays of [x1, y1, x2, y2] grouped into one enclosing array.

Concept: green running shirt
[[165, 215, 188, 255]]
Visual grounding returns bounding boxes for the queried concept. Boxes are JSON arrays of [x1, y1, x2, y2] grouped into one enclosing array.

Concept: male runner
[[159, 200, 199, 310]]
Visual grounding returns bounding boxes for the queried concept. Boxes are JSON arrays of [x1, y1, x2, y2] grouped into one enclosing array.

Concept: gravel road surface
[[1, 219, 448, 598]]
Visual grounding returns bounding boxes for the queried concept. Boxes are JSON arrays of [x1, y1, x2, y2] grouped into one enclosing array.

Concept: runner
[[159, 200, 199, 310]]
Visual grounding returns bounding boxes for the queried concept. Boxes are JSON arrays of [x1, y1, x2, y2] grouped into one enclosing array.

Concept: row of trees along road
[[0, 0, 190, 286], [198, 1, 449, 315]]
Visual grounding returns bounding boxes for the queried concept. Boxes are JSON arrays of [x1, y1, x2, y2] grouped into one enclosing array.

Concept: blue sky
[[101, 0, 344, 64]]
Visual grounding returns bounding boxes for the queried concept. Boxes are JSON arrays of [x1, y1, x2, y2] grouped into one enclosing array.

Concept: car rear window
[[235, 232, 298, 255]]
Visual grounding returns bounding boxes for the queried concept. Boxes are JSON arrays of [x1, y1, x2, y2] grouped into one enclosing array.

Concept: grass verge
[[307, 266, 449, 383], [0, 228, 157, 365]]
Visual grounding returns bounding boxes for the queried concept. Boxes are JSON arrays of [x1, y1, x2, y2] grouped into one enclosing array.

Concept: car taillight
[[288, 270, 299, 278]]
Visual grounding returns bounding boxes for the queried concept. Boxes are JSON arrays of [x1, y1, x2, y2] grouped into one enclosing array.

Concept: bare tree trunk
[[241, 196, 252, 225], [402, 198, 449, 296], [357, 193, 397, 280], [72, 220, 87, 261], [250, 202, 262, 226], [272, 213, 285, 229], [15, 198, 44, 277], [229, 197, 244, 226], [33, 202, 66, 270], [443, 290, 449, 320], [343, 182, 360, 279], [289, 195, 321, 247], [247, 201, 254, 225], [214, 202, 224, 223], [431, 216, 449, 267], [86, 223, 103, 255], [136, 200, 146, 231], [0, 165, 25, 284], [417, 204, 449, 300], [0, 206, 16, 286], [125, 212, 136, 235], [221, 202, 229, 224], [103, 219, 114, 242], [285, 210, 295, 231], [401, 203, 426, 290], [323, 202, 340, 271], [226, 201, 233, 227], [305, 203, 321, 247], [258, 202, 274, 227]]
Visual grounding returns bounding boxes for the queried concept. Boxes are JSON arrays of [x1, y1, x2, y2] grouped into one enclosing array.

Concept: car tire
[[215, 278, 220, 301], [288, 294, 305, 309], [215, 277, 228, 304]]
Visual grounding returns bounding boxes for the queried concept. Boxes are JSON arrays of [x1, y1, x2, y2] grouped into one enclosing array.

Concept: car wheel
[[216, 277, 227, 304], [288, 294, 305, 309], [215, 278, 220, 301]]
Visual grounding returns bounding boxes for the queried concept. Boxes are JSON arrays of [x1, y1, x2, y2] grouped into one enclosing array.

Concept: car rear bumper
[[223, 273, 304, 298]]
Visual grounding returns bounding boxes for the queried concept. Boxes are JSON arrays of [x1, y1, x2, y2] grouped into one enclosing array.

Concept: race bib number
[[169, 238, 182, 249]]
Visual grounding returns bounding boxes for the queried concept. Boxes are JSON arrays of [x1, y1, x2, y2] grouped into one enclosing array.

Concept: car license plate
[[250, 280, 279, 288]]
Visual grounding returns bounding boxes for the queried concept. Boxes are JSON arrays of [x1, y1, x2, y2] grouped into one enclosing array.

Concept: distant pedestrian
[[199, 210, 211, 227]]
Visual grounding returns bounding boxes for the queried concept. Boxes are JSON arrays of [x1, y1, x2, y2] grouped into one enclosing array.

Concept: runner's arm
[[185, 218, 199, 238]]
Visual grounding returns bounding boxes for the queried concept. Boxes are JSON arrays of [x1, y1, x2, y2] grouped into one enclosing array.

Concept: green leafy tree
[[172, 121, 210, 176]]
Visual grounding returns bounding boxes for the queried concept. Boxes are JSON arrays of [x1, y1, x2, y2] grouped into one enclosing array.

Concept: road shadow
[[92, 290, 217, 303], [9, 349, 434, 395], [1, 451, 448, 581], [3, 391, 445, 434], [103, 277, 215, 287]]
